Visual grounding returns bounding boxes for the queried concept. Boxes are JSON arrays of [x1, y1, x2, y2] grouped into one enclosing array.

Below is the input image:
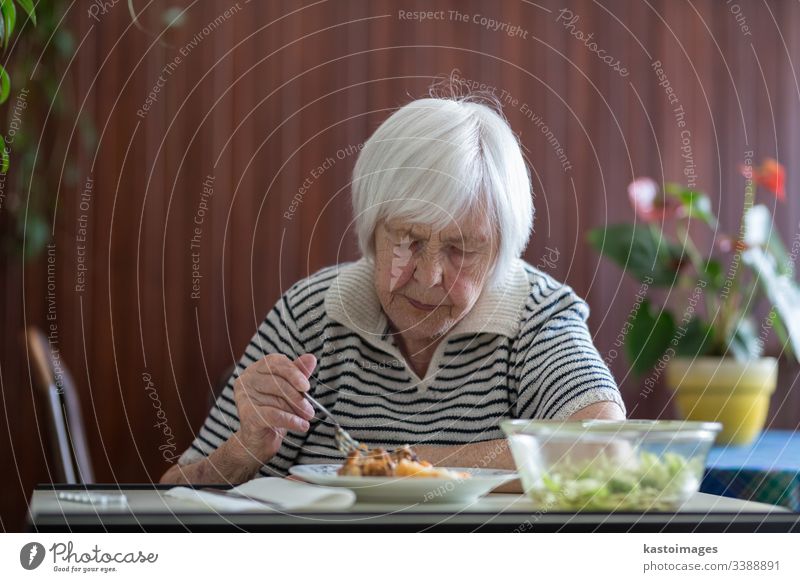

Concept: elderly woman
[[161, 97, 625, 485]]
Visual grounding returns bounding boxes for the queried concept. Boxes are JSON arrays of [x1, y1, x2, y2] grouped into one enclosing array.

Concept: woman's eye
[[449, 246, 475, 261]]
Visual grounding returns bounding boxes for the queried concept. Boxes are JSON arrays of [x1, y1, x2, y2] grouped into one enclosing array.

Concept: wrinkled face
[[373, 212, 498, 344]]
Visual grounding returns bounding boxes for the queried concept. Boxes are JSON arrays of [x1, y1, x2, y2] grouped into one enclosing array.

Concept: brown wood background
[[2, 0, 800, 530]]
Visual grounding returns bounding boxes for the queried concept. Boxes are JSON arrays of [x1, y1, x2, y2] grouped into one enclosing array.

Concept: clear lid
[[501, 418, 722, 438]]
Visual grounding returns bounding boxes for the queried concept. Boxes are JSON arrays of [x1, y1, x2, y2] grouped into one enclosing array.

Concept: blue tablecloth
[[701, 430, 800, 511]]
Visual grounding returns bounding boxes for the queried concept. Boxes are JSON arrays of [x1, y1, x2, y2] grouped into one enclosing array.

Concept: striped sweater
[[178, 257, 626, 474]]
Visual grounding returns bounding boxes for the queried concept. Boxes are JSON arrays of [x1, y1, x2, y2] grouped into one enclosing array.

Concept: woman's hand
[[232, 353, 317, 467], [159, 353, 317, 485]]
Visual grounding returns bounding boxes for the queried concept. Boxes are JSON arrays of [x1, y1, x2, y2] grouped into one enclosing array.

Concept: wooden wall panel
[[2, 0, 800, 529]]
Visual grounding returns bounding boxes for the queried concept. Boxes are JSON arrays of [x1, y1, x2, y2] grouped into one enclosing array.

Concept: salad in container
[[501, 419, 721, 511]]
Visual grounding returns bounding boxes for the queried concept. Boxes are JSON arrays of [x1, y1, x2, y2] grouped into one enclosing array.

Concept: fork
[[303, 392, 363, 455]]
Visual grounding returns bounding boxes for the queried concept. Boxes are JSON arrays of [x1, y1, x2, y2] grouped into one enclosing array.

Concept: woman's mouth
[[405, 296, 441, 311]]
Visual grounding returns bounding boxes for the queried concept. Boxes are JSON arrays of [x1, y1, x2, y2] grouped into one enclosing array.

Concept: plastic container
[[501, 419, 721, 511]]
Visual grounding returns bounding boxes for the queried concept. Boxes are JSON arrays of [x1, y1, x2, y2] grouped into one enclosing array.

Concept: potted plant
[[0, 1, 84, 260], [587, 158, 800, 445]]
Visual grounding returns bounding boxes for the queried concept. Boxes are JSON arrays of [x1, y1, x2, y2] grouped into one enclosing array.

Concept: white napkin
[[165, 477, 356, 512]]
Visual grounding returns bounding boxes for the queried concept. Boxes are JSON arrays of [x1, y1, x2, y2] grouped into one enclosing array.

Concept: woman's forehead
[[385, 213, 494, 243]]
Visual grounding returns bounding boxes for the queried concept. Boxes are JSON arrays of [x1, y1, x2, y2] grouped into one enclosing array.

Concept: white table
[[27, 484, 797, 532]]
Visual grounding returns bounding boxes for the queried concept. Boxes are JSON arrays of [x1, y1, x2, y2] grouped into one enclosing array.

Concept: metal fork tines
[[303, 393, 363, 455]]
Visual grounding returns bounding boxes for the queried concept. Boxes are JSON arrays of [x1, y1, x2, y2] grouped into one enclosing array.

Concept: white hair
[[351, 96, 533, 288]]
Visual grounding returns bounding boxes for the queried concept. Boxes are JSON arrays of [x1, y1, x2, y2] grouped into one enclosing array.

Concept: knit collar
[[324, 257, 530, 346]]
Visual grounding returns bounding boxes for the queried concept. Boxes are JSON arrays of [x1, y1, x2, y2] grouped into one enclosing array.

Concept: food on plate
[[337, 444, 471, 479], [527, 451, 703, 511]]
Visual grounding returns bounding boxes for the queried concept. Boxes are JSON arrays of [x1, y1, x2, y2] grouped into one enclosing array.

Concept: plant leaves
[[742, 247, 800, 362], [1, 0, 15, 49], [700, 259, 723, 291], [14, 0, 34, 26], [22, 213, 50, 259], [626, 299, 676, 375], [0, 134, 8, 173], [665, 183, 718, 227], [768, 308, 790, 351], [674, 317, 713, 357], [727, 316, 762, 361], [0, 62, 9, 105], [54, 28, 74, 54], [586, 223, 683, 286], [744, 205, 772, 248], [756, 207, 794, 276]]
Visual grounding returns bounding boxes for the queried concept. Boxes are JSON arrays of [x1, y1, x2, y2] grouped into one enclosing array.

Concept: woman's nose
[[413, 254, 443, 288]]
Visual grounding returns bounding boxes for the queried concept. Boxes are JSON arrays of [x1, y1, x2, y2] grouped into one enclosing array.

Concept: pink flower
[[627, 178, 677, 222]]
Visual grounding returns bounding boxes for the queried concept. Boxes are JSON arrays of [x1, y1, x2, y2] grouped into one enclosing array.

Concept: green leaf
[[665, 183, 718, 227], [742, 247, 800, 363], [1, 0, 16, 48], [674, 317, 713, 357], [700, 259, 723, 291], [626, 300, 676, 375], [0, 63, 9, 104], [22, 213, 50, 259], [0, 134, 8, 174], [52, 30, 73, 55], [727, 317, 762, 361], [763, 223, 793, 276], [586, 224, 683, 286], [14, 0, 34, 26], [767, 308, 789, 348]]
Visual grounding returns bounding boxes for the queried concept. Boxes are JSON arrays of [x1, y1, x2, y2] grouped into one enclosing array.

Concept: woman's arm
[[412, 401, 623, 468], [160, 353, 317, 485], [413, 439, 515, 471], [413, 439, 520, 493], [514, 291, 627, 420], [567, 400, 625, 420], [410, 401, 624, 492], [160, 432, 263, 485]]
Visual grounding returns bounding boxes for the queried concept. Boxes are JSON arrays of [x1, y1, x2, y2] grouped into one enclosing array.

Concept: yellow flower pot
[[665, 357, 777, 446]]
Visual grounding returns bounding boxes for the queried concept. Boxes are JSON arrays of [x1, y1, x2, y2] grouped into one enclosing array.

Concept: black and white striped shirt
[[178, 258, 626, 474]]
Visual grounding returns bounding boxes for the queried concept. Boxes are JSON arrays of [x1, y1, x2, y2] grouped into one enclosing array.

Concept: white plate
[[289, 464, 517, 504]]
